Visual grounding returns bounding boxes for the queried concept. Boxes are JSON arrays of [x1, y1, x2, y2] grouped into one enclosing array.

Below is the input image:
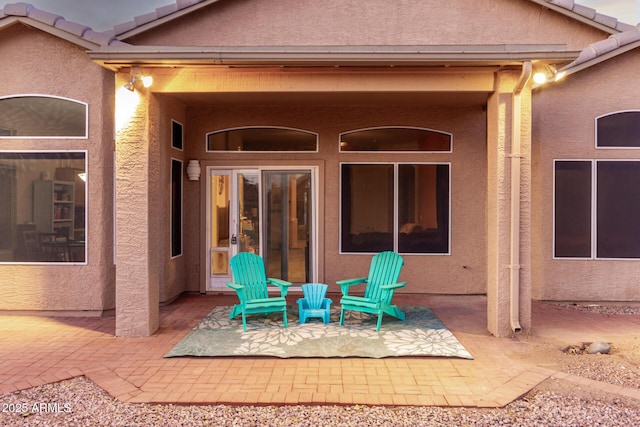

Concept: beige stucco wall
[[158, 95, 189, 301], [531, 49, 640, 302], [0, 24, 115, 314], [4, 0, 632, 340], [486, 69, 533, 336], [114, 71, 159, 336], [183, 91, 488, 295], [128, 0, 607, 49]]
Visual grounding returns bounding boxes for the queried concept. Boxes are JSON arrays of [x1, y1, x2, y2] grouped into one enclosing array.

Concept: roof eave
[[528, 0, 626, 35], [115, 0, 223, 41], [88, 46, 580, 70], [0, 16, 100, 50], [562, 39, 640, 77]]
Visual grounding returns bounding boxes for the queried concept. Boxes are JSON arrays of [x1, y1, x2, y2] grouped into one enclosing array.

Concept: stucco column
[[114, 73, 159, 337], [486, 69, 532, 337]]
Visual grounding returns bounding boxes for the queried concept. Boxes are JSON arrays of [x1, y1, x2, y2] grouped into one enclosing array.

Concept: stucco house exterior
[[0, 0, 639, 338]]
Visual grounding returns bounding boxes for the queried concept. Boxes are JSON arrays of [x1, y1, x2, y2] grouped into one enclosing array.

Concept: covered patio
[[107, 58, 542, 339]]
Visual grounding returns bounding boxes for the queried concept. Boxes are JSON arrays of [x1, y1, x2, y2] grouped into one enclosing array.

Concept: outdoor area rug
[[164, 305, 473, 359]]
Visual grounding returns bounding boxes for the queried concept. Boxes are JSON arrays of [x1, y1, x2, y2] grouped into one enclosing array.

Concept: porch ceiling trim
[[88, 45, 580, 70]]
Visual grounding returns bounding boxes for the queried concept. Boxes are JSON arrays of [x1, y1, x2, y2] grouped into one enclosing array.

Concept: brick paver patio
[[1, 293, 639, 407]]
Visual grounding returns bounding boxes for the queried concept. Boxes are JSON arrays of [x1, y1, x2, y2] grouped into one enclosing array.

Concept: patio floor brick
[[2, 293, 640, 408]]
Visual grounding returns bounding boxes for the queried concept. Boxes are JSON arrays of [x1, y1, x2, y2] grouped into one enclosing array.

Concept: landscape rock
[[588, 341, 611, 354]]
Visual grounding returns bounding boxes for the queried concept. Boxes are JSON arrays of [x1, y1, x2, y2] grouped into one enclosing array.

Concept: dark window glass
[[398, 164, 449, 253], [341, 163, 450, 254], [171, 159, 183, 257], [596, 161, 640, 258], [596, 111, 640, 148], [340, 127, 451, 152], [341, 164, 394, 252], [554, 161, 592, 258], [0, 163, 16, 253], [207, 127, 317, 151], [171, 120, 183, 150], [0, 152, 86, 263], [0, 96, 87, 137]]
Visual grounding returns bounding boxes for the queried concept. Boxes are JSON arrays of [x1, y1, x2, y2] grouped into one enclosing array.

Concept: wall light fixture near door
[[187, 160, 201, 181]]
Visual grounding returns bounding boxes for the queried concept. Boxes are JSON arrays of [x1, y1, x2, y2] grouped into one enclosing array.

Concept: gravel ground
[[2, 303, 639, 426], [554, 302, 640, 316], [1, 376, 639, 427]]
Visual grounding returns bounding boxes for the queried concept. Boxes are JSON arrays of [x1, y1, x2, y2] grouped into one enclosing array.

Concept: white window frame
[[205, 165, 319, 289], [553, 159, 640, 260], [205, 126, 319, 153], [339, 126, 453, 153], [339, 161, 451, 255], [595, 110, 640, 150], [171, 119, 184, 151], [0, 149, 88, 265], [0, 94, 88, 139], [170, 158, 183, 259]]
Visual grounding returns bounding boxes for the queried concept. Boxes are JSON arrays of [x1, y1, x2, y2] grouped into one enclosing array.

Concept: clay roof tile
[[545, 0, 575, 12], [27, 7, 61, 26], [2, 2, 34, 16], [1, 2, 131, 46], [54, 19, 91, 37], [82, 29, 115, 46], [593, 13, 619, 29], [177, 0, 203, 8], [133, 11, 158, 27], [156, 4, 179, 19], [571, 4, 596, 20], [112, 20, 137, 36]]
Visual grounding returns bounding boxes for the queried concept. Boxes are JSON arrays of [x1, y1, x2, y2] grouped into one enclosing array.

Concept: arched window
[[0, 95, 87, 138], [596, 111, 640, 148], [339, 127, 452, 152], [206, 127, 317, 152]]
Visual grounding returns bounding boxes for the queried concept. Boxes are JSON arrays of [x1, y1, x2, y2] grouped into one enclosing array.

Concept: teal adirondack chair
[[338, 251, 406, 332], [226, 252, 292, 332]]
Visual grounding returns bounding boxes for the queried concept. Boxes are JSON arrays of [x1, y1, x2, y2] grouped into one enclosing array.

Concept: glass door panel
[[208, 167, 314, 291], [209, 171, 230, 289], [264, 171, 311, 283], [236, 171, 260, 254]]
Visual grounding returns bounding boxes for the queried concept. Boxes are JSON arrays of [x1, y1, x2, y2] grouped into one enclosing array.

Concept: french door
[[207, 167, 315, 291]]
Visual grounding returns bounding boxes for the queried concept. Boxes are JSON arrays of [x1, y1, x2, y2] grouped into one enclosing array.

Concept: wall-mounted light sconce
[[533, 64, 567, 86], [186, 160, 201, 181], [124, 66, 153, 92]]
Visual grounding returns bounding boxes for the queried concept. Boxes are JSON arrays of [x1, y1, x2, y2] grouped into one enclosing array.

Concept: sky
[[580, 0, 639, 24], [0, 0, 638, 32]]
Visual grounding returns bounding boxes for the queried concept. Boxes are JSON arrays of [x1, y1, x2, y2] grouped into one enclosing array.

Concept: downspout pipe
[[509, 61, 532, 333]]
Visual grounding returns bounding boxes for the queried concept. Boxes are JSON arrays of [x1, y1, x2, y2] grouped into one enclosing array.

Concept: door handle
[[231, 234, 237, 244]]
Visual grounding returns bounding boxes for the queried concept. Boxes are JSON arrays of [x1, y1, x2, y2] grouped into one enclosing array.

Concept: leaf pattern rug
[[164, 305, 473, 359]]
